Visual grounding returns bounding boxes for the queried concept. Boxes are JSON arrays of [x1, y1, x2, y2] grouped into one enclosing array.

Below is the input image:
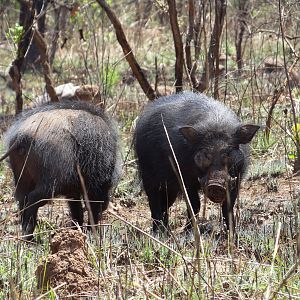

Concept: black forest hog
[[134, 92, 259, 233]]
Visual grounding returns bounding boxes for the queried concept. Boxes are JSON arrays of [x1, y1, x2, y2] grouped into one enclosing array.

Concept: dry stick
[[235, 0, 249, 73], [95, 0, 156, 101], [49, 2, 61, 65], [254, 29, 300, 41], [114, 220, 208, 298], [269, 258, 300, 300], [76, 165, 98, 240], [74, 169, 107, 297], [33, 27, 59, 102], [190, 3, 202, 89], [265, 86, 284, 142], [167, 0, 184, 93], [140, 282, 165, 300], [184, 0, 196, 89], [213, 0, 226, 99], [161, 117, 208, 298], [154, 56, 159, 94], [264, 222, 282, 300], [185, 0, 195, 76], [198, 0, 226, 93], [107, 206, 207, 296], [160, 116, 202, 253]]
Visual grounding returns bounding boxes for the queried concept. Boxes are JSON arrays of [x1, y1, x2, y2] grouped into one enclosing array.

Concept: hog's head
[[180, 124, 260, 204]]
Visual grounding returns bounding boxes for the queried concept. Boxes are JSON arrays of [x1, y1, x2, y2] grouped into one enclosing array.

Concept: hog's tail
[[0, 140, 19, 162]]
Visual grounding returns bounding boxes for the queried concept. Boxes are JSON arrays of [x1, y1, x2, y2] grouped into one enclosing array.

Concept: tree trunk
[[197, 0, 226, 95], [235, 0, 249, 74], [49, 2, 61, 65], [167, 0, 184, 93], [10, 1, 36, 114], [21, 0, 48, 71]]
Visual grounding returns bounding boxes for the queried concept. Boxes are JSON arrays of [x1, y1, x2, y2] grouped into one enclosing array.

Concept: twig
[[107, 210, 181, 257], [269, 259, 300, 299]]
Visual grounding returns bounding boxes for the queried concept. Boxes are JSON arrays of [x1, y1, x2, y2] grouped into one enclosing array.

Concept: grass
[[0, 203, 299, 299], [0, 151, 299, 299]]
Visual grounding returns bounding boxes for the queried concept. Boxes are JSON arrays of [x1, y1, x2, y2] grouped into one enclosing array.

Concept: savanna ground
[[0, 1, 300, 299]]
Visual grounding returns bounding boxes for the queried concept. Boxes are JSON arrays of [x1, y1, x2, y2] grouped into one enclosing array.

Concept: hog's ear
[[234, 124, 260, 144], [179, 126, 200, 144]]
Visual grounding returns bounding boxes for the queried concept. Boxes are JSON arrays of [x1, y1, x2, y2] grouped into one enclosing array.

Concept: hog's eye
[[194, 150, 212, 169], [221, 152, 232, 166]]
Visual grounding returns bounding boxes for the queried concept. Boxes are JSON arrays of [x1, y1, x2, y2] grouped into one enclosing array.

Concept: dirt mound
[[36, 229, 99, 299]]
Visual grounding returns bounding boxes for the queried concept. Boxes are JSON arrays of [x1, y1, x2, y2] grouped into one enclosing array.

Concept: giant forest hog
[[134, 92, 259, 233], [2, 100, 121, 240]]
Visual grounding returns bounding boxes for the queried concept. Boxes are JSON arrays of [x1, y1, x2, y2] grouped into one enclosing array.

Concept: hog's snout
[[205, 182, 226, 203]]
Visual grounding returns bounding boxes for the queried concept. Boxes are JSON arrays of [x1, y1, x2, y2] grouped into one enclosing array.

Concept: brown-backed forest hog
[[134, 92, 260, 233], [29, 83, 102, 108], [1, 100, 121, 240], [0, 84, 101, 135]]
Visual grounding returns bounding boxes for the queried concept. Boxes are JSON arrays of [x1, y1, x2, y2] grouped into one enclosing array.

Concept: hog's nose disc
[[206, 184, 226, 203]]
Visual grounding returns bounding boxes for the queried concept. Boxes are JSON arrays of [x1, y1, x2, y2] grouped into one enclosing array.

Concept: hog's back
[[135, 92, 242, 180], [4, 101, 119, 188]]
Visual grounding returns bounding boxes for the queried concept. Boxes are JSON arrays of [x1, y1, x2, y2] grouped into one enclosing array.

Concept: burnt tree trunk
[[235, 0, 249, 74], [167, 0, 184, 92]]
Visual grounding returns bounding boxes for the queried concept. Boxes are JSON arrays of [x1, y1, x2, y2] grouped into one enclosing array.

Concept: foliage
[[5, 23, 24, 45]]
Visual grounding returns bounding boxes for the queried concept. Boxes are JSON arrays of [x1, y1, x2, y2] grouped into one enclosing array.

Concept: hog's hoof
[[199, 222, 214, 235]]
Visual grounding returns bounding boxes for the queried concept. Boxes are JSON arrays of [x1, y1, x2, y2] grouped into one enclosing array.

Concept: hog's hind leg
[[86, 189, 110, 229], [21, 185, 51, 240], [66, 191, 83, 227]]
